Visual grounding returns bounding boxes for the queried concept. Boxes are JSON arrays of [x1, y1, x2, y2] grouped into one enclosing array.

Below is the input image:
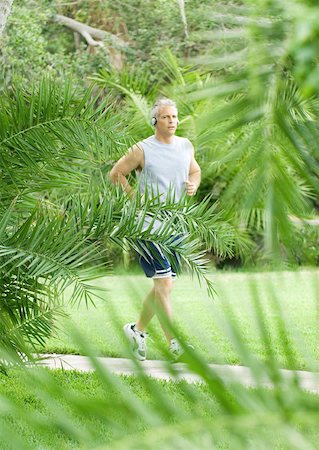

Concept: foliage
[[0, 0, 110, 89], [0, 78, 115, 366], [4, 0, 316, 267], [289, 224, 319, 266], [0, 1, 50, 87], [57, 0, 186, 77], [1, 0, 240, 90], [288, 1, 319, 96], [186, 1, 319, 259]]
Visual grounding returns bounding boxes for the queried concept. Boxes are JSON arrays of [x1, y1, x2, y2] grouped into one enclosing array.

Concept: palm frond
[[184, 3, 319, 257]]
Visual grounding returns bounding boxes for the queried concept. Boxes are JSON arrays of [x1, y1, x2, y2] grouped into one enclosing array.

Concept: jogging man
[[109, 98, 201, 360]]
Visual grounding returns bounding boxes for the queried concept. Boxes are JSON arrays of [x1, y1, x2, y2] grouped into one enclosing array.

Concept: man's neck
[[155, 132, 175, 145]]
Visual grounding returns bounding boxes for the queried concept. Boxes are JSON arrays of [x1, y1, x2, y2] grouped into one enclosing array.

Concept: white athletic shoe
[[123, 323, 147, 361], [169, 338, 194, 361]]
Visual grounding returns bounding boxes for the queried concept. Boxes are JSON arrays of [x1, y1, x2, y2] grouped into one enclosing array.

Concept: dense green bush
[[290, 225, 319, 266], [1, 1, 109, 89], [1, 0, 234, 90]]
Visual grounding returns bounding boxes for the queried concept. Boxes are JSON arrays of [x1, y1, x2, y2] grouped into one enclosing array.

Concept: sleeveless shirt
[[137, 135, 193, 232], [138, 135, 193, 202]]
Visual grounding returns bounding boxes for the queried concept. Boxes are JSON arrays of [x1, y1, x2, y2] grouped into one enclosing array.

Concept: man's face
[[156, 106, 178, 135]]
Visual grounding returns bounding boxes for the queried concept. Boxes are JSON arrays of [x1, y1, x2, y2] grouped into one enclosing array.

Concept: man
[[109, 98, 201, 360]]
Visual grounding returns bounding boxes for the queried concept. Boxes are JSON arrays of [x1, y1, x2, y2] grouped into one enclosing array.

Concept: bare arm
[[109, 144, 144, 198], [186, 149, 201, 196]]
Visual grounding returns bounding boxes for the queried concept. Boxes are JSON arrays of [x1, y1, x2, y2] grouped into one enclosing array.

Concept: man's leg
[[153, 276, 174, 343], [136, 276, 174, 343], [136, 287, 156, 331], [123, 287, 154, 361], [151, 276, 190, 360]]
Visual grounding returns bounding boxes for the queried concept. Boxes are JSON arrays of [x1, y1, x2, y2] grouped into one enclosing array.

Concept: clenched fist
[[185, 180, 197, 196]]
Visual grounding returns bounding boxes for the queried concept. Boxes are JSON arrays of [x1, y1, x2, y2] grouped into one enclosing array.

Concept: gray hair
[[151, 98, 177, 119]]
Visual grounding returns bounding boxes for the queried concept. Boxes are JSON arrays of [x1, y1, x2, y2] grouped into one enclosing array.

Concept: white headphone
[[151, 117, 179, 126]]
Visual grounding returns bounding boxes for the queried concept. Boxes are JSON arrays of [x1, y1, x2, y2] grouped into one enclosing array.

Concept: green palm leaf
[[184, 2, 319, 258]]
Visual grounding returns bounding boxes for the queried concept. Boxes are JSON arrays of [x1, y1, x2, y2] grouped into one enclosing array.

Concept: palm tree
[[184, 0, 319, 259]]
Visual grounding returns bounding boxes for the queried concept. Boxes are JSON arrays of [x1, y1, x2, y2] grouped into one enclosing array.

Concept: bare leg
[[136, 287, 155, 332], [153, 276, 174, 343], [136, 276, 174, 343]]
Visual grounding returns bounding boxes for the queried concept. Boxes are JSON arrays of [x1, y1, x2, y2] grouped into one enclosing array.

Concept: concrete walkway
[[37, 354, 319, 393]]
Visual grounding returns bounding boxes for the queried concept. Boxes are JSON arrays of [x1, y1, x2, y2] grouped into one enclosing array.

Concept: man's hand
[[185, 180, 197, 196]]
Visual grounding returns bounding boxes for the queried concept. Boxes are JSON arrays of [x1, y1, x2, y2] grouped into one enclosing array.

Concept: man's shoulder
[[138, 135, 155, 146], [175, 135, 191, 143], [176, 136, 194, 150]]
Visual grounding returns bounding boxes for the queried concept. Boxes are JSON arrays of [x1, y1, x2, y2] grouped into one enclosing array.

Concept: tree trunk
[[54, 14, 128, 69], [0, 0, 14, 37], [177, 0, 188, 38], [55, 14, 127, 49]]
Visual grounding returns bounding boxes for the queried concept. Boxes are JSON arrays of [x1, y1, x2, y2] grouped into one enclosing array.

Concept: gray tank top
[[137, 135, 193, 232], [138, 135, 193, 202]]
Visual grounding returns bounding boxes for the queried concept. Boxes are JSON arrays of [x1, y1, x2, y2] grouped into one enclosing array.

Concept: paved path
[[37, 354, 319, 393]]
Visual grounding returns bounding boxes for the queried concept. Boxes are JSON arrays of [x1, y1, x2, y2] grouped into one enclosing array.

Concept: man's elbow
[[109, 168, 119, 184]]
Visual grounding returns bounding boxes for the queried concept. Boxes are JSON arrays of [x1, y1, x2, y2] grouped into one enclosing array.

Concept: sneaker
[[169, 338, 194, 361], [123, 323, 147, 361]]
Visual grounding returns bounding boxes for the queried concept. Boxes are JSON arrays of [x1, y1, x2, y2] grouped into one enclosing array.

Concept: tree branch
[[81, 30, 103, 47], [0, 0, 14, 37], [54, 14, 128, 49], [177, 0, 188, 39]]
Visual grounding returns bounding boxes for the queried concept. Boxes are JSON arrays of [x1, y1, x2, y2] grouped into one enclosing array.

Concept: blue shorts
[[136, 239, 181, 279]]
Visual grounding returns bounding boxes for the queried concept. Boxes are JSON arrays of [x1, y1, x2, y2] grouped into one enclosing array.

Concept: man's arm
[[109, 144, 144, 198], [186, 151, 201, 196]]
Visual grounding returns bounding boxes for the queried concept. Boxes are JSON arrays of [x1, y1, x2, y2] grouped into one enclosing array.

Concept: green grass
[[41, 269, 319, 371], [3, 268, 319, 449], [0, 368, 223, 449], [1, 367, 319, 449]]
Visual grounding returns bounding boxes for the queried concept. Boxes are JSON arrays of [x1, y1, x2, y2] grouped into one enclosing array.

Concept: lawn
[[41, 269, 319, 371], [2, 269, 319, 449], [0, 369, 223, 449], [1, 367, 319, 449]]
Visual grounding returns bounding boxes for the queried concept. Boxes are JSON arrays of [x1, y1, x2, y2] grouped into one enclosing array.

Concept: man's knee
[[153, 276, 173, 297]]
